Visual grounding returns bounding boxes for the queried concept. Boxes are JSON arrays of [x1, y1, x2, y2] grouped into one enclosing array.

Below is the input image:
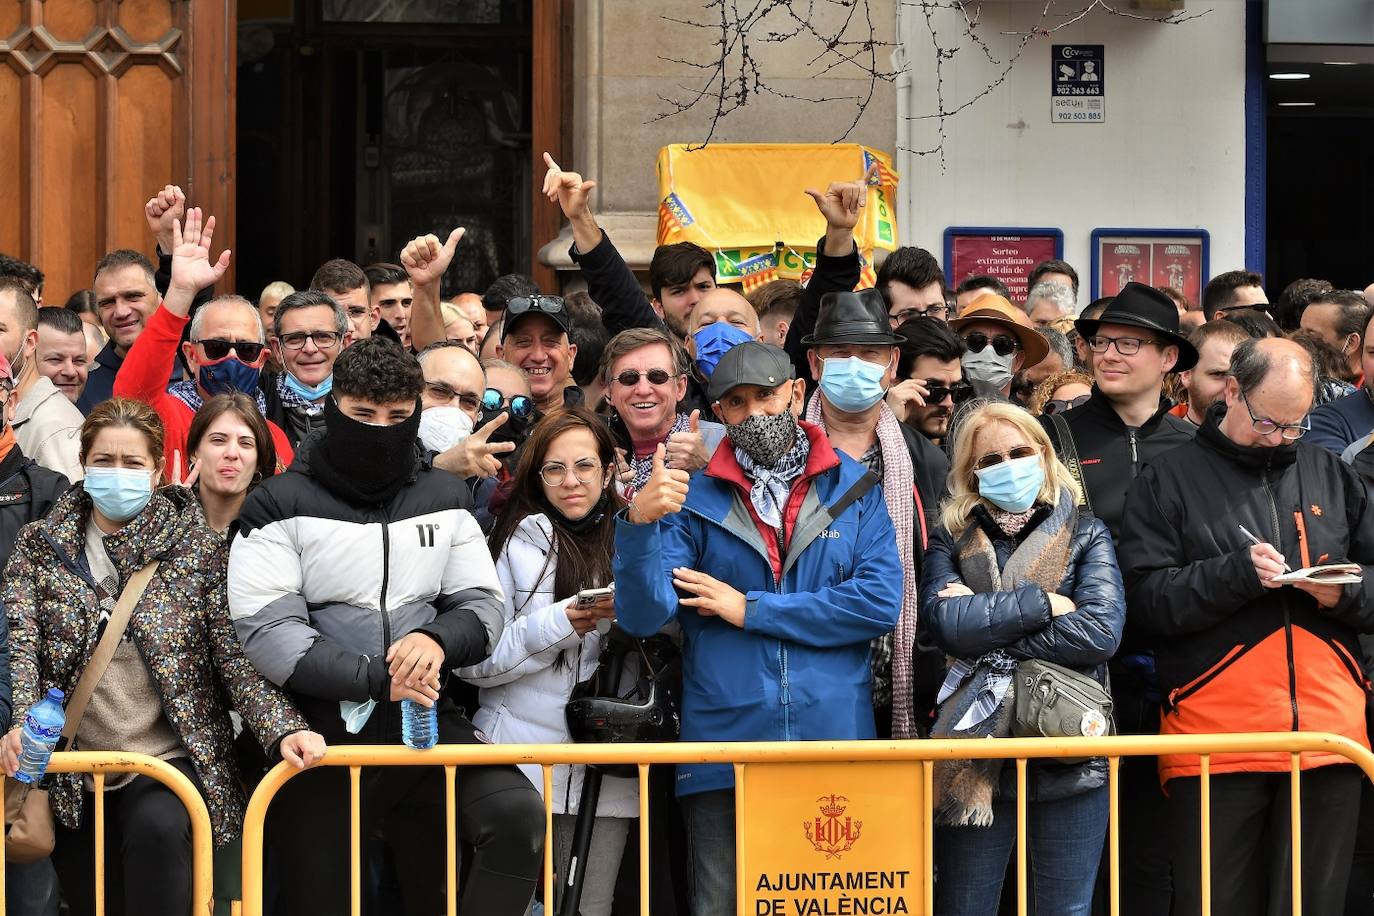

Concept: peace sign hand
[[168, 449, 201, 489], [434, 411, 516, 480], [400, 228, 465, 290]]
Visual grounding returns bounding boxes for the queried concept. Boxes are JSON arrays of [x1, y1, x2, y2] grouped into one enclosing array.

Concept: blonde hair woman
[[919, 401, 1124, 916]]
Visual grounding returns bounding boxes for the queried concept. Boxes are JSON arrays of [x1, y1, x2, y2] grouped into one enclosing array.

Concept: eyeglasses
[[1043, 394, 1090, 415], [1087, 335, 1160, 357], [197, 339, 266, 362], [612, 368, 678, 387], [424, 381, 482, 413], [892, 304, 949, 324], [974, 445, 1038, 471], [1239, 390, 1309, 440], [962, 332, 1020, 357], [922, 380, 971, 403], [277, 331, 344, 351], [539, 458, 603, 487], [506, 295, 565, 318], [482, 388, 534, 419]]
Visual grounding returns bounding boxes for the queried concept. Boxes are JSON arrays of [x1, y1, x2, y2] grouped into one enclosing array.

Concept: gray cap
[[706, 340, 795, 402]]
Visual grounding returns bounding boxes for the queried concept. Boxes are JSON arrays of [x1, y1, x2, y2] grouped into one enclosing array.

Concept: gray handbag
[[1012, 658, 1114, 748]]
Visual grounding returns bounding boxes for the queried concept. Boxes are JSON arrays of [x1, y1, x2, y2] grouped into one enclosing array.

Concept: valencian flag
[[655, 143, 900, 289]]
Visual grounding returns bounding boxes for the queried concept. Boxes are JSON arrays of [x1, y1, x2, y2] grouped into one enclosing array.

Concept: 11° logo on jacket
[[742, 762, 922, 914]]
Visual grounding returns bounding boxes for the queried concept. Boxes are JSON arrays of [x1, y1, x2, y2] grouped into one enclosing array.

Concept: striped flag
[[737, 250, 780, 295], [856, 251, 878, 290]]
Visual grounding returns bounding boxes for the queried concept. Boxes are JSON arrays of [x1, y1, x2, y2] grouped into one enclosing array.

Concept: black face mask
[[313, 396, 423, 505], [542, 490, 612, 536], [479, 405, 539, 448]]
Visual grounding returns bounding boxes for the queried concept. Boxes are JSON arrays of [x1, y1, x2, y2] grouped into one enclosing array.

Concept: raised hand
[[400, 228, 465, 290], [145, 184, 186, 254], [884, 378, 929, 422], [665, 409, 710, 474], [627, 443, 690, 524], [541, 152, 597, 220], [166, 208, 230, 314], [168, 449, 201, 489], [804, 162, 878, 233], [434, 411, 516, 480]]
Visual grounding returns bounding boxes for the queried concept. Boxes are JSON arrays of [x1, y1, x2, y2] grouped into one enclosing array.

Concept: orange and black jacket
[[1120, 408, 1374, 783]]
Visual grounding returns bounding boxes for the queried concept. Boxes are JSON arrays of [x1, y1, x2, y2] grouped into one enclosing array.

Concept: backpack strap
[[828, 470, 880, 521], [1049, 413, 1093, 513]]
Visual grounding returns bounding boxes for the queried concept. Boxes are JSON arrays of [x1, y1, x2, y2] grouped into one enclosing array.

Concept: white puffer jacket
[[456, 514, 638, 818]]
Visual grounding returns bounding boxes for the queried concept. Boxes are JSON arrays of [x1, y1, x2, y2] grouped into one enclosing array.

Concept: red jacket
[[113, 307, 293, 473]]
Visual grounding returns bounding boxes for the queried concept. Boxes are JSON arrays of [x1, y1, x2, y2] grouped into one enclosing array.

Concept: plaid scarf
[[733, 426, 810, 528], [275, 372, 326, 415], [627, 412, 692, 497], [806, 394, 919, 737], [168, 380, 267, 416]]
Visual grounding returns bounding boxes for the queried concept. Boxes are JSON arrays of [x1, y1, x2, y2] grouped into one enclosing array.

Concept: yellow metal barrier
[[238, 733, 1374, 916], [0, 751, 215, 916]]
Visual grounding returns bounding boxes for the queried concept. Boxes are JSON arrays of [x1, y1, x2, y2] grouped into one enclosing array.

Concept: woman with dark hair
[[0, 397, 324, 915], [458, 405, 630, 916], [184, 393, 279, 534]]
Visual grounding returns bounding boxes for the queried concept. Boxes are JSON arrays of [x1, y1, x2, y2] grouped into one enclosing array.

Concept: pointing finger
[[543, 151, 561, 172]]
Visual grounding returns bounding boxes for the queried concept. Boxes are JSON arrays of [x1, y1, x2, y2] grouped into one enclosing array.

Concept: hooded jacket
[[920, 502, 1125, 802], [228, 432, 505, 742], [457, 514, 637, 818], [3, 485, 308, 846], [1120, 409, 1374, 783], [613, 422, 903, 797]]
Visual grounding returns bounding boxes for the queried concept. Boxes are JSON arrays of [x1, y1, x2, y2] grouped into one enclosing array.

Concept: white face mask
[[962, 347, 1016, 390], [418, 406, 474, 453]]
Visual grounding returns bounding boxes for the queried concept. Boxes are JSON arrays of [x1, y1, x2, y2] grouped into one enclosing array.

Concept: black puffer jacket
[[920, 501, 1125, 802]]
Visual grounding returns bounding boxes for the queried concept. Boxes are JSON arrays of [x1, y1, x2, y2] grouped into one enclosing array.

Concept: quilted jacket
[[3, 484, 308, 846]]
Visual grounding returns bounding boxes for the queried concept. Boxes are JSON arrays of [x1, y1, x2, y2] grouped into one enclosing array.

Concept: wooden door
[[0, 0, 235, 304]]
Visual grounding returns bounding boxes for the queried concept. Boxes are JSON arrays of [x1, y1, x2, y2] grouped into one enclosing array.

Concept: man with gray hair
[[115, 208, 294, 469], [1121, 336, 1374, 916], [0, 279, 84, 480], [1025, 280, 1076, 328], [264, 289, 349, 450]]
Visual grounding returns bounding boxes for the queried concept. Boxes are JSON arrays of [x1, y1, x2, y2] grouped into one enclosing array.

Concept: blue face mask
[[693, 322, 755, 377], [198, 357, 262, 397], [818, 355, 889, 413], [974, 455, 1045, 514], [84, 467, 154, 522], [283, 372, 333, 401]]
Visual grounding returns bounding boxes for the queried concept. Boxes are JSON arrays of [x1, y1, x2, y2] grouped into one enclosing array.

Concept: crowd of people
[[0, 156, 1369, 916]]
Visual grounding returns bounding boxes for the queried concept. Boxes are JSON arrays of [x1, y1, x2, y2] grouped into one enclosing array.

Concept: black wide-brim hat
[[801, 289, 905, 346], [1075, 281, 1199, 372]]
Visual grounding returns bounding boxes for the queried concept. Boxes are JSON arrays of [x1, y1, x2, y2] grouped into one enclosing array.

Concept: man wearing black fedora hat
[[1041, 279, 1198, 916], [790, 286, 950, 740]]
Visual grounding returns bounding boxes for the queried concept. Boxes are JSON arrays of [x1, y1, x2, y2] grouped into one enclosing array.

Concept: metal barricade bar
[[0, 751, 215, 916], [237, 733, 1374, 916]]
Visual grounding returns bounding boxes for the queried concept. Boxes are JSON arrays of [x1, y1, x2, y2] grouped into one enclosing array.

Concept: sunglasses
[[197, 339, 266, 362], [962, 332, 1021, 357], [424, 381, 482, 413], [506, 295, 565, 318], [922, 380, 972, 403], [482, 388, 534, 419], [1043, 394, 1090, 415], [612, 368, 678, 387], [974, 445, 1038, 471]]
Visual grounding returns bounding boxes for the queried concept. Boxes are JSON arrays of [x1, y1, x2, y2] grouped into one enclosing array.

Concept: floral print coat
[[3, 485, 308, 846]]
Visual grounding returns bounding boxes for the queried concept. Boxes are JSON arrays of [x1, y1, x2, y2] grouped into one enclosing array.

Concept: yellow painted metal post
[[638, 763, 650, 916], [1016, 758, 1027, 916], [923, 759, 934, 915], [94, 772, 106, 916], [445, 765, 458, 916], [734, 763, 747, 916], [1200, 755, 1211, 916], [1109, 757, 1121, 916], [349, 766, 361, 916], [543, 766, 555, 912], [1290, 754, 1302, 915]]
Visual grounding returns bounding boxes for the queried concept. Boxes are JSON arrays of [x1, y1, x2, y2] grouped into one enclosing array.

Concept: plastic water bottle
[[16, 689, 65, 784], [401, 699, 437, 750]]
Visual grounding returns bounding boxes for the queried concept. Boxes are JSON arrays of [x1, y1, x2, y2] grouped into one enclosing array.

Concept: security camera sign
[[1052, 44, 1105, 123]]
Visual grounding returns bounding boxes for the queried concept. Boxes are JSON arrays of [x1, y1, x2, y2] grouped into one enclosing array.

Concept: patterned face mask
[[726, 405, 798, 468]]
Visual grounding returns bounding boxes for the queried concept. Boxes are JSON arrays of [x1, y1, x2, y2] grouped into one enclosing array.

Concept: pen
[[1238, 524, 1292, 573]]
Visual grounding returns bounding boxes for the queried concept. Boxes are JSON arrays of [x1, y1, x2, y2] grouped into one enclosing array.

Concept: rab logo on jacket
[[804, 795, 862, 859]]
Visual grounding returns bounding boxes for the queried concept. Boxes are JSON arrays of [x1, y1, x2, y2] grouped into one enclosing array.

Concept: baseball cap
[[501, 294, 571, 341], [706, 340, 795, 403]]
